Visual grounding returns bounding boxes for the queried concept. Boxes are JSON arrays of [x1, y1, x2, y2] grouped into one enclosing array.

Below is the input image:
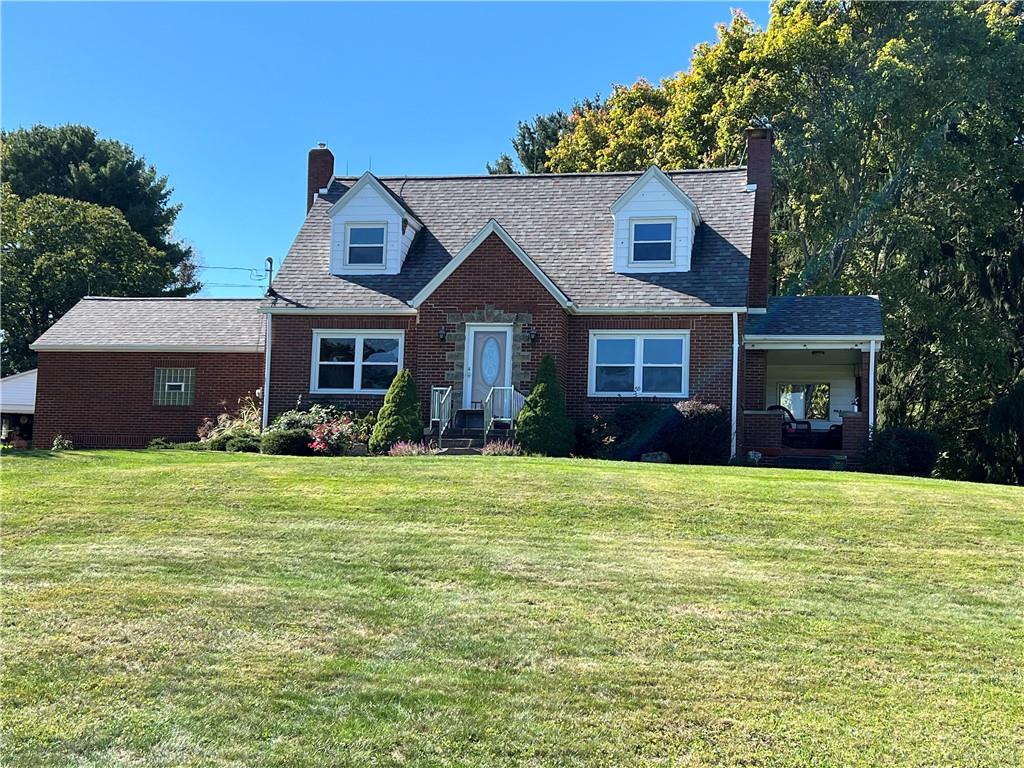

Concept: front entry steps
[[427, 408, 517, 455]]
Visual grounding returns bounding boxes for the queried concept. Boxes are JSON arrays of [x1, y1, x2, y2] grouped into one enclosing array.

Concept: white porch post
[[730, 312, 739, 458], [868, 338, 876, 430], [261, 312, 273, 430]]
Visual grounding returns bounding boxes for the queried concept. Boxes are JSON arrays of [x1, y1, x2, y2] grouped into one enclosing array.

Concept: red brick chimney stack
[[745, 127, 773, 309], [307, 142, 334, 213]]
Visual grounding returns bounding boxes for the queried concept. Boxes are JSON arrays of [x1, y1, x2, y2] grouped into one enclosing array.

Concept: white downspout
[[261, 313, 273, 430], [868, 339, 876, 431], [731, 311, 739, 458]]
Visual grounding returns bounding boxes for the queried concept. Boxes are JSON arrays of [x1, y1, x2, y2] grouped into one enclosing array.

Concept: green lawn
[[1, 451, 1022, 767]]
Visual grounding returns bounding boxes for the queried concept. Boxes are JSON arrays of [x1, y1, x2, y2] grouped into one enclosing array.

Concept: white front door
[[463, 324, 512, 409]]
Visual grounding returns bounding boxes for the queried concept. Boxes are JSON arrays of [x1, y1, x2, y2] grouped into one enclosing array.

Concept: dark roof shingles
[[32, 297, 266, 347], [268, 170, 754, 309], [746, 296, 883, 337]]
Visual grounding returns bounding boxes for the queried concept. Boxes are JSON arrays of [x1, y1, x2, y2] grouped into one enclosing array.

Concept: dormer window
[[345, 223, 386, 267], [630, 219, 674, 264]]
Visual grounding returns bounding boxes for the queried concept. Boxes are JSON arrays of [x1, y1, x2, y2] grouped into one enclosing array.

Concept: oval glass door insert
[[481, 337, 501, 385]]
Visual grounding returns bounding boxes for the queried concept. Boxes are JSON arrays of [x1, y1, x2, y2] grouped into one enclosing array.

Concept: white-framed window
[[310, 329, 404, 394], [153, 367, 195, 406], [629, 218, 674, 264], [345, 223, 386, 267], [588, 330, 689, 398], [779, 383, 830, 420]]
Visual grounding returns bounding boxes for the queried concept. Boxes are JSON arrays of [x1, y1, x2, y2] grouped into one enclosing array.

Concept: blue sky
[[2, 1, 770, 298]]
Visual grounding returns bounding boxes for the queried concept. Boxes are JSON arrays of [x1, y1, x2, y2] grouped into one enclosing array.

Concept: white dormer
[[327, 172, 421, 275], [610, 166, 701, 274]]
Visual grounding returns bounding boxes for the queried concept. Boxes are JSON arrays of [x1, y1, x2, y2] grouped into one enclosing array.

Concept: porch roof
[[745, 295, 883, 342]]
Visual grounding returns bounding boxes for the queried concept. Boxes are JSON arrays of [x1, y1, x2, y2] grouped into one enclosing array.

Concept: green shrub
[[147, 437, 175, 450], [268, 402, 342, 432], [610, 405, 681, 461], [517, 356, 574, 457], [670, 400, 730, 465], [175, 441, 207, 451], [225, 431, 261, 453], [205, 432, 232, 451], [369, 369, 423, 454], [260, 428, 313, 456], [864, 427, 939, 477]]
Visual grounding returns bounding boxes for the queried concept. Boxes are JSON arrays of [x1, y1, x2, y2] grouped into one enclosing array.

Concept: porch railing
[[483, 386, 526, 437], [430, 386, 453, 446]]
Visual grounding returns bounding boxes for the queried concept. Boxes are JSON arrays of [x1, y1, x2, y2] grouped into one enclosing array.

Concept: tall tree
[[538, 1, 1024, 482], [1, 186, 178, 374], [488, 103, 599, 174], [1, 124, 200, 293]]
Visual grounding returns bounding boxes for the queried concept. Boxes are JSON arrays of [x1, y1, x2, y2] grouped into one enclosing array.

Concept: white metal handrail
[[430, 386, 453, 441], [483, 387, 526, 433]]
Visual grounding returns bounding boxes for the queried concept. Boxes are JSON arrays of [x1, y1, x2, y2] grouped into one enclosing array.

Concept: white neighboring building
[[1, 368, 36, 443]]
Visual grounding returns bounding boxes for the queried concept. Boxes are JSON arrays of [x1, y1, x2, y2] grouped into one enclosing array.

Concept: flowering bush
[[387, 440, 433, 457], [51, 434, 74, 451], [197, 394, 261, 443], [482, 439, 520, 456], [308, 416, 357, 456]]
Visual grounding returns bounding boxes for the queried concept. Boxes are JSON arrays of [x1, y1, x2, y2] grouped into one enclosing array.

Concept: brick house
[[32, 128, 883, 463]]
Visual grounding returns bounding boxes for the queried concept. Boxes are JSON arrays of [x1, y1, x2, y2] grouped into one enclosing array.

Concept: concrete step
[[436, 446, 482, 456], [440, 437, 485, 450]]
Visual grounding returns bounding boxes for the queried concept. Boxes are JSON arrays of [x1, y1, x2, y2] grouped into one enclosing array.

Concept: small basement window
[[779, 383, 830, 420], [630, 219, 674, 263], [154, 367, 195, 407], [345, 223, 386, 267]]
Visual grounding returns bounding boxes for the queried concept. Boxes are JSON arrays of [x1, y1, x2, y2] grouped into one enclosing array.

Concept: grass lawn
[[1, 451, 1022, 767]]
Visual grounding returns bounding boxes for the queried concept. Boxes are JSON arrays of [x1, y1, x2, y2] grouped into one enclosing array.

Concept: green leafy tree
[[369, 369, 423, 454], [1, 124, 199, 292], [486, 153, 518, 175], [537, 1, 1024, 482], [1, 125, 201, 374], [516, 355, 574, 456], [0, 186, 176, 374]]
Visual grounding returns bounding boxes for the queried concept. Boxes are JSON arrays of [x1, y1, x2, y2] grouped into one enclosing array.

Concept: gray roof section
[[746, 296, 884, 337], [267, 169, 754, 310], [32, 297, 266, 349]]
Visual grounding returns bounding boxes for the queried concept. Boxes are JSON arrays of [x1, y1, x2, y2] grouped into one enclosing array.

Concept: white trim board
[[258, 306, 418, 316], [744, 335, 884, 351], [409, 219, 572, 309], [29, 344, 263, 353]]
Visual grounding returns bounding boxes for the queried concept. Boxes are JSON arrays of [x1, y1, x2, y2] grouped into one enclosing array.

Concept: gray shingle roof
[[746, 296, 884, 337], [267, 169, 754, 310], [31, 297, 266, 350]]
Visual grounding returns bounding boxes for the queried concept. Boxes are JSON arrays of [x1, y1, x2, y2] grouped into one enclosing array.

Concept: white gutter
[[257, 306, 418, 316], [731, 312, 739, 459], [868, 338, 876, 430], [571, 305, 748, 316], [261, 313, 273, 430], [29, 344, 263, 353]]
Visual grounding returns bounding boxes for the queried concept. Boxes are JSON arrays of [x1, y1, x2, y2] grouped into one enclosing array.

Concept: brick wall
[[266, 233, 740, 427], [565, 313, 735, 420], [34, 351, 264, 448], [742, 410, 783, 451], [268, 314, 415, 418]]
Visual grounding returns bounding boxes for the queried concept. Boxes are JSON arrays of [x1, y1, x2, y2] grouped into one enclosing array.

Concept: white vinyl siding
[[588, 330, 690, 398], [329, 181, 420, 275], [153, 367, 195, 406], [612, 175, 695, 273], [310, 329, 404, 394]]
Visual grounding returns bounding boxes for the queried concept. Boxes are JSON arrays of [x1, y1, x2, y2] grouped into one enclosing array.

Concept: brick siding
[[34, 351, 264, 448]]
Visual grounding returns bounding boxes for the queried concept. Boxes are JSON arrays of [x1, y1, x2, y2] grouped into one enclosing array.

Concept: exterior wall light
[[437, 326, 448, 341]]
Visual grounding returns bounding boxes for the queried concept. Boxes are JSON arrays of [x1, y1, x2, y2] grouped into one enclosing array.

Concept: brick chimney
[[745, 127, 773, 309], [307, 142, 334, 212]]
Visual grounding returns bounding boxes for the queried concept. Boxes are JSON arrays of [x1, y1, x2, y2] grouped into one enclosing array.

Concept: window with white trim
[[630, 218, 674, 263], [153, 367, 195, 406], [589, 332, 689, 397], [345, 223, 386, 267], [311, 330, 403, 393]]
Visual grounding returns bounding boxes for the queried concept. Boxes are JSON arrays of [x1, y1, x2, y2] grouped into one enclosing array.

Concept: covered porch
[[742, 335, 880, 468]]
